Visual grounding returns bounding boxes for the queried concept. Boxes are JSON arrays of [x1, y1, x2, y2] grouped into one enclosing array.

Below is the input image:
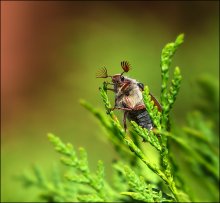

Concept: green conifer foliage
[[20, 34, 219, 202]]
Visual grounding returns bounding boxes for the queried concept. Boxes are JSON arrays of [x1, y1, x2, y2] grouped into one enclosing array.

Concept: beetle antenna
[[121, 61, 131, 75], [96, 67, 112, 78]]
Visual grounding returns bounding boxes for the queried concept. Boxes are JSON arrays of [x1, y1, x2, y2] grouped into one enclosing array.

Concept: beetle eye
[[121, 76, 124, 81]]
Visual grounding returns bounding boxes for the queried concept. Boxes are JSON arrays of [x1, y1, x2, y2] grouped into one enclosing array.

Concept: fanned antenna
[[121, 61, 131, 73], [96, 67, 109, 78]]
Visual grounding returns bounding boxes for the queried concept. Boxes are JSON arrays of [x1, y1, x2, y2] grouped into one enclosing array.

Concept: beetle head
[[112, 74, 124, 83]]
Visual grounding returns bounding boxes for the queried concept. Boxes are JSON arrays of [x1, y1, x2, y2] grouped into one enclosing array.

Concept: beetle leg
[[123, 111, 128, 132], [103, 81, 114, 91], [105, 81, 114, 85], [111, 103, 145, 112], [110, 100, 144, 113], [111, 106, 133, 111], [106, 88, 114, 91], [133, 104, 146, 110]]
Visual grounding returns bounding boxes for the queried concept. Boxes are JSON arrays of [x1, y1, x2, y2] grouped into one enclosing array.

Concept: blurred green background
[[1, 1, 219, 202]]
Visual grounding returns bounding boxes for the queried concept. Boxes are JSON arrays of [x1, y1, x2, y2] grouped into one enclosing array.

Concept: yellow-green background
[[1, 1, 219, 202]]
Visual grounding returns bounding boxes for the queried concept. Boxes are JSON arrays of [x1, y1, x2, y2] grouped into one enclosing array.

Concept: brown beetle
[[96, 61, 161, 132]]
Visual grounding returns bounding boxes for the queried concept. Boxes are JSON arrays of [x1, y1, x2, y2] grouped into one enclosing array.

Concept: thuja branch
[[140, 34, 186, 201], [80, 100, 132, 157], [47, 133, 119, 202], [96, 85, 184, 201], [160, 34, 184, 129], [159, 34, 184, 181]]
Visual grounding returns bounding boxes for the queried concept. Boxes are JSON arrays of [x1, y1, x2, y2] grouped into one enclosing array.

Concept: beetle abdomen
[[127, 109, 153, 130]]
